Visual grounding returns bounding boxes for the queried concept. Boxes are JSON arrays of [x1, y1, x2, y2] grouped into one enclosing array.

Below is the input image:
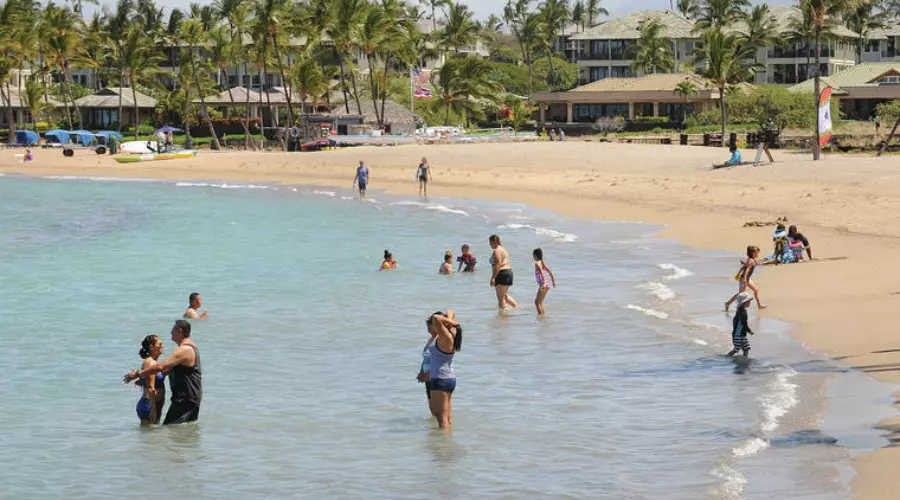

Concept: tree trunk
[[117, 68, 125, 132], [366, 53, 382, 128], [262, 59, 285, 151], [64, 65, 82, 129], [270, 32, 296, 133], [335, 48, 351, 113], [813, 25, 821, 161], [258, 66, 266, 148], [444, 100, 451, 126], [189, 48, 221, 150], [2, 85, 14, 143], [379, 56, 391, 131], [243, 62, 255, 150], [431, 1, 436, 31], [719, 86, 726, 141], [224, 68, 256, 151], [348, 65, 363, 115], [547, 52, 555, 89], [132, 84, 140, 140], [184, 85, 192, 148], [877, 114, 900, 157]]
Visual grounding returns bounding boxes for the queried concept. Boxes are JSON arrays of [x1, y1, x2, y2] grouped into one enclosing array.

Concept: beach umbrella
[[44, 129, 71, 144], [153, 126, 184, 135]]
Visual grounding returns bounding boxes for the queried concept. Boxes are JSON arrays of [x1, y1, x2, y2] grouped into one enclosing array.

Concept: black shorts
[[425, 380, 433, 400], [163, 399, 201, 425], [419, 175, 428, 183], [495, 269, 514, 286], [358, 182, 367, 191]]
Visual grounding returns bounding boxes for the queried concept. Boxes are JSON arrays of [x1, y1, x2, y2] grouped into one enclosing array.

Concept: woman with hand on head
[[134, 334, 166, 425], [417, 310, 462, 429]]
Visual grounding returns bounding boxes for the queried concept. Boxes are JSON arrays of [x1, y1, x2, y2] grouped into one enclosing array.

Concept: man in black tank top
[[125, 320, 202, 425]]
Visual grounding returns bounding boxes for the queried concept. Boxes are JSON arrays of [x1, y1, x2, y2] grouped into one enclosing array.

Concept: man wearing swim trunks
[[184, 292, 208, 319], [125, 320, 202, 425], [354, 160, 369, 198], [417, 157, 431, 197]]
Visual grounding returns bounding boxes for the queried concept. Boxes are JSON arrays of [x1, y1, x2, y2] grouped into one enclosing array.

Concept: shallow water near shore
[[0, 175, 893, 499]]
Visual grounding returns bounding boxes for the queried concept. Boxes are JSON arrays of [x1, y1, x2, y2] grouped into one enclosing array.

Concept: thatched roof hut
[[332, 100, 422, 130]]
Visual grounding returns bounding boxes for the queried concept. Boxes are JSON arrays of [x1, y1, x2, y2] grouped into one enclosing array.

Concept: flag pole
[[410, 67, 415, 114]]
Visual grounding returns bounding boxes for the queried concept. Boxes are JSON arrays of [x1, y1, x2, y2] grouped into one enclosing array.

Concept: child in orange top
[[380, 250, 397, 270]]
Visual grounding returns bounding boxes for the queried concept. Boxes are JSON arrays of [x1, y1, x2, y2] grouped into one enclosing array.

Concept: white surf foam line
[[624, 304, 669, 320], [497, 223, 578, 243], [388, 201, 430, 207], [313, 190, 336, 197], [175, 182, 209, 187], [760, 367, 798, 433], [638, 282, 675, 301], [175, 182, 271, 190], [497, 223, 532, 230], [425, 205, 469, 216], [732, 437, 771, 457], [659, 263, 694, 281], [42, 175, 159, 182], [712, 464, 748, 499], [290, 188, 298, 192], [340, 196, 354, 200]]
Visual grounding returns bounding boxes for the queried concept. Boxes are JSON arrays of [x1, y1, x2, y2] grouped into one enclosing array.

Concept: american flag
[[414, 86, 433, 99], [411, 69, 431, 85]]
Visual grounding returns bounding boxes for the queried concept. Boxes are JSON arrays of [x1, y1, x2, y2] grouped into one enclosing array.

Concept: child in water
[[456, 244, 476, 272], [533, 248, 556, 315], [725, 245, 765, 311], [439, 251, 454, 274], [727, 292, 755, 357], [380, 250, 397, 270], [24, 149, 33, 162]]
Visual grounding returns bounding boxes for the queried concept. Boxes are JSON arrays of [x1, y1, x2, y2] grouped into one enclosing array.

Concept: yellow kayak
[[114, 150, 199, 163]]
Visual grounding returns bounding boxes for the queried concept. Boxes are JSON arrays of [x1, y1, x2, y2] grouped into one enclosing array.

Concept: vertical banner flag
[[818, 86, 833, 147], [414, 86, 433, 99]]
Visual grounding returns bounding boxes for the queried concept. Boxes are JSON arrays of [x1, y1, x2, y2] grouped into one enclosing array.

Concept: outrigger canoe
[[114, 150, 199, 164]]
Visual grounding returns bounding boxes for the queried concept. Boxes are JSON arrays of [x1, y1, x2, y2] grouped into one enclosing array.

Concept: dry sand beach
[[3, 141, 900, 498]]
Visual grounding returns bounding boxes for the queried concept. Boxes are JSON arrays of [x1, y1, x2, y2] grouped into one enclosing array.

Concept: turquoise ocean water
[[0, 174, 893, 499]]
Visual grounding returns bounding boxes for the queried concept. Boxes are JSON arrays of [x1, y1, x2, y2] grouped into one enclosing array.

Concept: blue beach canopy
[[14, 130, 39, 146], [153, 126, 183, 134], [70, 130, 97, 147], [44, 129, 71, 144], [96, 131, 123, 141]]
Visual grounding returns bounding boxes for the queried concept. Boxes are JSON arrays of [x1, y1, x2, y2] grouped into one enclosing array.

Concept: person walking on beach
[[532, 248, 556, 315], [489, 235, 520, 311], [353, 161, 369, 198], [416, 310, 462, 429], [725, 246, 766, 311], [439, 250, 454, 274], [124, 320, 202, 425], [184, 292, 208, 319], [417, 158, 432, 197], [727, 292, 755, 357], [133, 334, 166, 425], [457, 244, 476, 273]]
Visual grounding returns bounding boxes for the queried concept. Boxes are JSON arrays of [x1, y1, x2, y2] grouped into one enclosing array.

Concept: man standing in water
[[184, 292, 208, 319], [125, 320, 202, 425], [353, 160, 369, 198], [417, 157, 432, 197]]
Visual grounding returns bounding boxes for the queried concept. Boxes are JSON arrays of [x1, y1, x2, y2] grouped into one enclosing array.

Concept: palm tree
[[105, 0, 135, 132], [0, 0, 23, 140], [440, 1, 478, 54], [326, 0, 367, 114], [692, 29, 762, 140], [799, 0, 858, 159], [539, 0, 569, 88], [419, 0, 447, 31], [504, 0, 541, 94], [846, 0, 885, 63], [432, 57, 501, 125], [630, 19, 675, 75], [180, 18, 222, 149], [254, 0, 298, 132], [673, 79, 699, 124], [694, 0, 750, 32], [572, 1, 585, 32], [23, 78, 48, 130], [120, 26, 164, 139], [586, 0, 608, 27], [677, 0, 701, 19], [784, 2, 834, 80], [359, 3, 390, 127], [44, 4, 92, 129], [743, 4, 779, 65]]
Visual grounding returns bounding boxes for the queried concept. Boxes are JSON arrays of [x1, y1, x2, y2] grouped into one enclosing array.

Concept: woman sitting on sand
[[439, 250, 454, 275], [416, 310, 462, 429], [380, 250, 397, 270], [713, 146, 741, 169], [134, 334, 166, 425], [725, 246, 766, 311], [489, 235, 520, 311]]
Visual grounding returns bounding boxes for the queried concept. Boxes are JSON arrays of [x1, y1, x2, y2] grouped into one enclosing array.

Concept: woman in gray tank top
[[418, 310, 461, 429]]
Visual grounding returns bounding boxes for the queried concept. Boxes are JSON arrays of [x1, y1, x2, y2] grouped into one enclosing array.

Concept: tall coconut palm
[[326, 0, 367, 114], [673, 79, 699, 123], [120, 26, 165, 139], [418, 0, 447, 31], [359, 3, 390, 127], [677, 0, 701, 19], [630, 18, 675, 75], [44, 4, 92, 129], [846, 0, 885, 63], [208, 26, 256, 149], [743, 4, 779, 65], [180, 18, 222, 149], [105, 0, 135, 132], [23, 78, 48, 130], [694, 0, 750, 32], [254, 0, 298, 132], [799, 0, 859, 159], [440, 1, 478, 54], [539, 0, 570, 88], [0, 0, 23, 140], [432, 57, 501, 125], [504, 0, 541, 94], [692, 29, 762, 140], [586, 0, 608, 27], [784, 2, 834, 79], [572, 1, 585, 31]]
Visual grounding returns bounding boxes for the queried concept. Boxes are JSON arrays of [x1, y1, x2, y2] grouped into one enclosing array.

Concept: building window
[[633, 102, 654, 117], [589, 67, 608, 82], [573, 103, 629, 122], [609, 66, 633, 78], [590, 40, 609, 59], [610, 40, 631, 60], [866, 40, 880, 52]]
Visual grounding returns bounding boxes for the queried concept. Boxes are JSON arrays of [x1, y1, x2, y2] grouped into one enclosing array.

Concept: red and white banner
[[818, 86, 833, 147], [414, 86, 432, 99]]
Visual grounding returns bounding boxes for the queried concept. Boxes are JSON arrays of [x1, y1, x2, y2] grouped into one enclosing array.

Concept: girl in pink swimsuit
[[533, 248, 556, 315]]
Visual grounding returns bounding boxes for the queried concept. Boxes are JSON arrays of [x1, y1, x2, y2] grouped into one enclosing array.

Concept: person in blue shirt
[[353, 160, 370, 198], [713, 145, 742, 169]]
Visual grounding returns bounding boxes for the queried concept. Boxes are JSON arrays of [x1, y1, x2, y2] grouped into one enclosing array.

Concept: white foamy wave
[[732, 437, 770, 457], [175, 182, 271, 190], [290, 188, 298, 192], [625, 304, 669, 319], [507, 214, 534, 221], [712, 464, 747, 499], [43, 175, 157, 183], [340, 196, 354, 200], [535, 227, 578, 243], [760, 368, 798, 432], [659, 263, 694, 281], [425, 205, 469, 216], [692, 339, 709, 346], [313, 190, 336, 197], [175, 182, 209, 187], [497, 223, 532, 230], [388, 201, 430, 207], [639, 282, 675, 301]]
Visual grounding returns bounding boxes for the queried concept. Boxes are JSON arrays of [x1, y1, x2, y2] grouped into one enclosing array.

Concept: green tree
[[501, 97, 533, 133], [538, 0, 569, 88], [254, 0, 298, 133], [120, 27, 165, 139], [692, 29, 763, 140], [673, 79, 699, 123], [629, 19, 675, 75], [876, 99, 900, 156], [432, 57, 501, 125], [326, 0, 367, 114], [504, 0, 541, 94], [799, 0, 859, 159], [743, 4, 779, 65], [846, 0, 885, 63], [784, 2, 834, 78], [677, 0, 701, 19], [585, 0, 607, 27], [440, 1, 478, 54], [571, 1, 584, 31], [418, 0, 447, 32], [44, 4, 93, 129], [180, 18, 222, 149], [694, 0, 750, 32]]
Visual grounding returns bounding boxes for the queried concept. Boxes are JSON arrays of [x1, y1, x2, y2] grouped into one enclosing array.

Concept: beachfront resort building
[[73, 88, 158, 129], [861, 22, 900, 63], [568, 8, 859, 86], [532, 73, 720, 124], [789, 63, 900, 119]]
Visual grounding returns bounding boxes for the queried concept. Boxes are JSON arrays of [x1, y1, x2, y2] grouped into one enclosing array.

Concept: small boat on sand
[[114, 150, 199, 163]]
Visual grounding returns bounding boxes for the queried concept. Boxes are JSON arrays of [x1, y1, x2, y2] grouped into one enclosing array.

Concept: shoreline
[[4, 143, 900, 498]]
